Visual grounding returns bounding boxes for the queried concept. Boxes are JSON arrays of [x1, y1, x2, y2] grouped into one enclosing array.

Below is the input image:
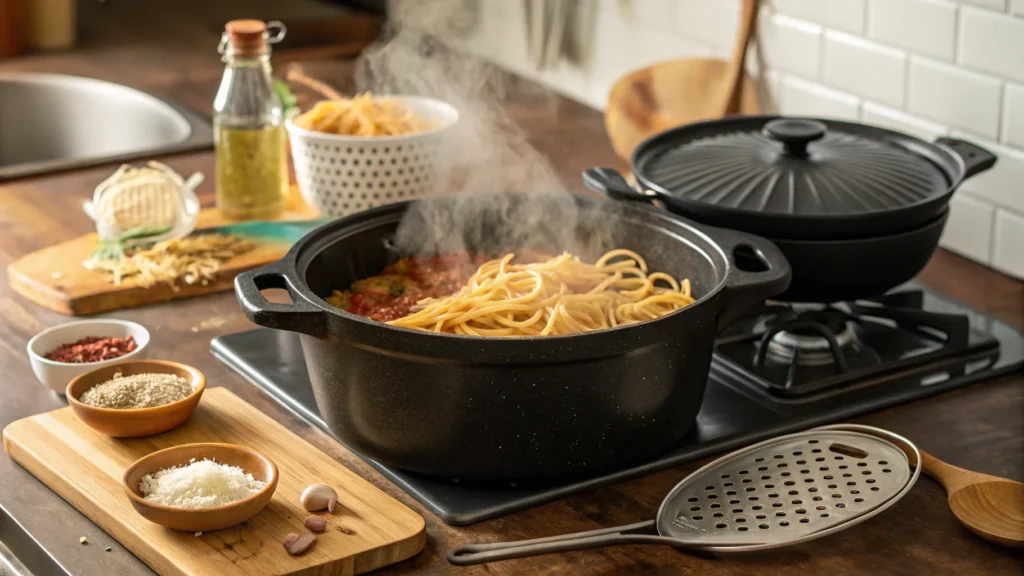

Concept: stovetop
[[211, 284, 1024, 525]]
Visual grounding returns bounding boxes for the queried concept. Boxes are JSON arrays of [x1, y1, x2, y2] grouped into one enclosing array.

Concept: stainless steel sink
[[0, 73, 214, 181]]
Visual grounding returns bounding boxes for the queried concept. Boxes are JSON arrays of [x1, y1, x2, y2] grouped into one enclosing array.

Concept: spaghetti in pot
[[328, 249, 696, 336]]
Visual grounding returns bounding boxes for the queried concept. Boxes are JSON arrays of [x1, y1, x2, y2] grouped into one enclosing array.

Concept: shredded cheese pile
[[140, 458, 266, 509], [84, 234, 253, 290]]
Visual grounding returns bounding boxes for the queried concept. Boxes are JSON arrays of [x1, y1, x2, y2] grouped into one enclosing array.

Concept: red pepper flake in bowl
[[44, 336, 137, 363]]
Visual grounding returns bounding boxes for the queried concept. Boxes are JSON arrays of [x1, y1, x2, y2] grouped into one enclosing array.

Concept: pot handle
[[935, 137, 997, 179], [235, 263, 328, 338], [447, 520, 669, 566], [703, 226, 792, 329], [582, 167, 657, 203]]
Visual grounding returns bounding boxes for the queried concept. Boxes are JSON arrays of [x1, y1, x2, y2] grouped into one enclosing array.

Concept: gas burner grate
[[755, 309, 859, 371], [714, 290, 998, 399]]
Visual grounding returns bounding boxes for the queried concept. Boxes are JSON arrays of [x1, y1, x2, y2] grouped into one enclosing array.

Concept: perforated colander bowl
[[286, 95, 459, 217]]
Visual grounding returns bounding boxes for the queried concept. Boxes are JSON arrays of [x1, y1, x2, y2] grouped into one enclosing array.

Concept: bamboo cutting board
[[2, 387, 426, 576], [6, 186, 317, 316]]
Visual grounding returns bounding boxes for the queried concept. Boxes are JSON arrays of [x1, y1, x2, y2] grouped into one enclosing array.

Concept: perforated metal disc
[[655, 429, 911, 547]]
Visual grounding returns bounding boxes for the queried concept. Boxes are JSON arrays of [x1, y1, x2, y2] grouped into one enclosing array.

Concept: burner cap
[[766, 312, 856, 367]]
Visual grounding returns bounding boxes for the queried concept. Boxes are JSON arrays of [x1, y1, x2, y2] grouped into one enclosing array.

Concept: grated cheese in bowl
[[140, 458, 267, 508]]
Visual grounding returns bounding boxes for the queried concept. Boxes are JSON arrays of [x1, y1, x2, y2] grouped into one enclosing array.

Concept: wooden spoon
[[605, 0, 761, 160], [920, 451, 1024, 548]]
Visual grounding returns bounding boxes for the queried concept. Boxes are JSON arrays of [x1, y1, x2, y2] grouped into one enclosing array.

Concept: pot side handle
[[704, 227, 792, 330], [235, 263, 328, 338], [935, 137, 997, 179], [582, 167, 657, 203]]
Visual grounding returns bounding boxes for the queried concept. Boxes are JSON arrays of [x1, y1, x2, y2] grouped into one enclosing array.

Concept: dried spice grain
[[45, 336, 136, 363], [79, 371, 192, 409]]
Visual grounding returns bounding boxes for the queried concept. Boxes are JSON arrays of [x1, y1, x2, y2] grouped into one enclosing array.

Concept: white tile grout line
[[953, 3, 963, 66], [996, 80, 1006, 142]]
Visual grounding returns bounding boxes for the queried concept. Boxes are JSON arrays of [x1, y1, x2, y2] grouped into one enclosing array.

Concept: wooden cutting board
[[2, 387, 426, 576], [6, 186, 318, 316]]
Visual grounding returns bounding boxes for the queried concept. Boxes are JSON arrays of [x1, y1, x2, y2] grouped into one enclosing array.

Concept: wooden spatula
[[605, 0, 761, 160], [921, 451, 1024, 548]]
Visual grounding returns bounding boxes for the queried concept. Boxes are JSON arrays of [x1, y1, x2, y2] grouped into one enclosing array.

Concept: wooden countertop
[[1, 40, 1023, 576]]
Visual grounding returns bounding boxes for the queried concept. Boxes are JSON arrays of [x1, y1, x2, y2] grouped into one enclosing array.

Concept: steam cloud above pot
[[355, 0, 621, 258]]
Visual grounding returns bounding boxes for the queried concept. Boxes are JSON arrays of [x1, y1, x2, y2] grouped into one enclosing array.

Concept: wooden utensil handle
[[722, 0, 760, 116], [920, 451, 975, 494]]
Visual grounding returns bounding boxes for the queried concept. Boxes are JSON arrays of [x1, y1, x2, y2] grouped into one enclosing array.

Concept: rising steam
[[355, 0, 619, 258]]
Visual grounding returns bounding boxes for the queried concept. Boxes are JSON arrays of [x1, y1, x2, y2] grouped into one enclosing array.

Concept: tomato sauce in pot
[[325, 251, 487, 322]]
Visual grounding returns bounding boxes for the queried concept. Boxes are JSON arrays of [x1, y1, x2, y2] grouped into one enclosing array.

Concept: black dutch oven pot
[[236, 195, 790, 480], [584, 116, 997, 302]]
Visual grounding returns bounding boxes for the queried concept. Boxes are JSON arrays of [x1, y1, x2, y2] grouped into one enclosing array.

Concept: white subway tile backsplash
[[958, 7, 1024, 83], [824, 32, 907, 107], [589, 8, 714, 107], [869, 0, 957, 61], [949, 132, 1024, 213], [1003, 84, 1024, 147], [758, 13, 822, 79], [770, 0, 867, 34], [907, 57, 1003, 138], [992, 209, 1024, 278], [781, 76, 861, 119], [861, 102, 949, 140], [676, 0, 741, 52], [957, 0, 1008, 10], [463, 0, 1024, 275], [940, 193, 995, 263]]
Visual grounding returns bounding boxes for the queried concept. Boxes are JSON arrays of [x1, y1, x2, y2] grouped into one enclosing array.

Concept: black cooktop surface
[[211, 285, 1024, 525]]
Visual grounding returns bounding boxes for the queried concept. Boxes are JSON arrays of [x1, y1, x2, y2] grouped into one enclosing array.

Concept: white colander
[[286, 96, 459, 217]]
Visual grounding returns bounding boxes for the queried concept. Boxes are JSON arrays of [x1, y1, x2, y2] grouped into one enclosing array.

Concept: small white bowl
[[286, 95, 459, 217], [27, 319, 150, 395]]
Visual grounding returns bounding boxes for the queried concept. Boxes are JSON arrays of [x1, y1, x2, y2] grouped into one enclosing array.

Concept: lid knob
[[763, 118, 827, 157]]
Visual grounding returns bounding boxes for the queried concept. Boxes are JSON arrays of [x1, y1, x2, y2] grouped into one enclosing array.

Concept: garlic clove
[[304, 515, 327, 532], [286, 533, 317, 556], [300, 484, 339, 512]]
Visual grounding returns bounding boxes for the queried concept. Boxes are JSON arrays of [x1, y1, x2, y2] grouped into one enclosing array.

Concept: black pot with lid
[[585, 115, 998, 302]]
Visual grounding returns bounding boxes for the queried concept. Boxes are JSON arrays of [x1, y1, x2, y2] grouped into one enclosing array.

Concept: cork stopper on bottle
[[225, 19, 268, 56]]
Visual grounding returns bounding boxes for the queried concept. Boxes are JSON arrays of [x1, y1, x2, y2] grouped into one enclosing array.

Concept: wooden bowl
[[66, 360, 206, 438], [123, 443, 279, 532]]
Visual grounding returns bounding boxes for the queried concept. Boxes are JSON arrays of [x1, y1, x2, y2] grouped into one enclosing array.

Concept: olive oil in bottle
[[213, 20, 288, 220]]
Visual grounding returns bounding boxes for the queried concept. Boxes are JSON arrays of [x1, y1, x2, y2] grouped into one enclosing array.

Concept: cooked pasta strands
[[292, 92, 433, 136], [386, 249, 696, 336]]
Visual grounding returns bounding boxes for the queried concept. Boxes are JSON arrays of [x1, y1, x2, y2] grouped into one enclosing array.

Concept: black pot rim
[[238, 193, 791, 360], [289, 199, 724, 342]]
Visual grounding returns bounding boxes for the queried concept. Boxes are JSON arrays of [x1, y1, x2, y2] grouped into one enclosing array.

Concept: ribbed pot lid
[[635, 118, 950, 217]]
